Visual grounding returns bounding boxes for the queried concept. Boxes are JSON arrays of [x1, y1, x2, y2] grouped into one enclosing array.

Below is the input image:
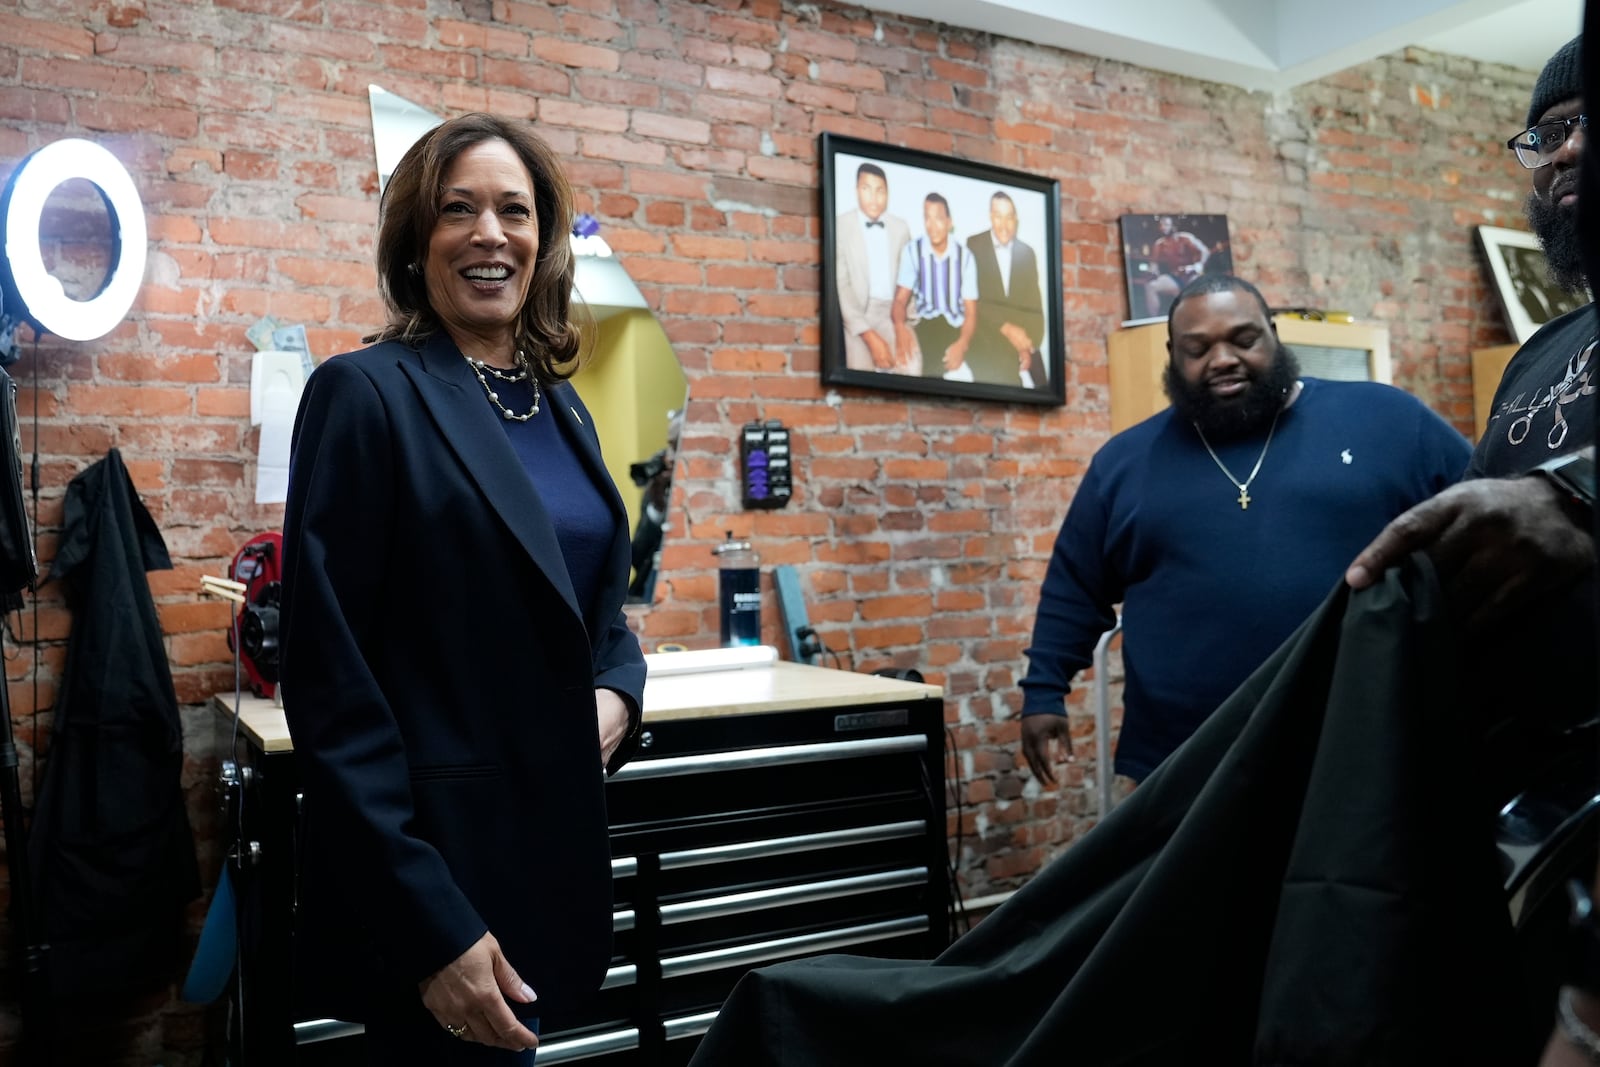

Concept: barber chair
[[1496, 722, 1600, 1037], [1091, 617, 1123, 820], [1499, 730, 1600, 929]]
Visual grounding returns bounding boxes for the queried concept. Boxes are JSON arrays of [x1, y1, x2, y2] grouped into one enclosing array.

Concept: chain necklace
[[465, 350, 541, 421], [1192, 405, 1282, 510]]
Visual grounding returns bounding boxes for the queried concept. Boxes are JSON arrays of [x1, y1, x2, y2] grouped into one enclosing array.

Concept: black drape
[[691, 558, 1532, 1066]]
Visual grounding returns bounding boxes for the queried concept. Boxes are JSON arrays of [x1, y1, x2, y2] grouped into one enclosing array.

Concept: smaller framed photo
[[1476, 224, 1587, 344], [1118, 214, 1234, 325]]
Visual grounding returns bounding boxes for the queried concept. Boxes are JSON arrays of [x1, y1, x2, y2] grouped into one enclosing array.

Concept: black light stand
[[0, 136, 148, 1067], [0, 359, 46, 1066], [0, 647, 47, 1067]]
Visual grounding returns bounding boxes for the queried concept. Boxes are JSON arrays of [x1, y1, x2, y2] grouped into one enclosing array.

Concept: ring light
[[0, 138, 146, 341]]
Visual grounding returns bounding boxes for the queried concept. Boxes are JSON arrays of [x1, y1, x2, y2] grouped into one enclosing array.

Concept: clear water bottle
[[713, 531, 761, 647]]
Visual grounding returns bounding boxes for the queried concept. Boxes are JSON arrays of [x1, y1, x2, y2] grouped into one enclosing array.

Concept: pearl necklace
[[465, 351, 541, 421]]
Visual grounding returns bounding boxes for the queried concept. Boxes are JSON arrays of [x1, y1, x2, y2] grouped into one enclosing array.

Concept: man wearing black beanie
[[1348, 34, 1600, 1067], [1347, 34, 1594, 632], [1534, 18, 1600, 1067]]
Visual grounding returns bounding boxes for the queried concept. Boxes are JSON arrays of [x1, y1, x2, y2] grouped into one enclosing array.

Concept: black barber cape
[[692, 556, 1538, 1066], [28, 449, 199, 996]]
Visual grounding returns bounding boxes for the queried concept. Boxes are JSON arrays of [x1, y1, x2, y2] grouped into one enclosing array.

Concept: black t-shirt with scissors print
[[1470, 303, 1597, 477]]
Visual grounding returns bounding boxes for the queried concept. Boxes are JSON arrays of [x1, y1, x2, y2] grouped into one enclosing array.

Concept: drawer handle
[[661, 868, 929, 925], [535, 1027, 640, 1063], [660, 820, 926, 870], [600, 963, 637, 990], [664, 1010, 720, 1041], [294, 1019, 364, 1045], [660, 916, 928, 978], [610, 735, 926, 781]]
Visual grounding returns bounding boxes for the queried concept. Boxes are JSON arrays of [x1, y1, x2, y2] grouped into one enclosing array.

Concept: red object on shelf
[[227, 532, 282, 699]]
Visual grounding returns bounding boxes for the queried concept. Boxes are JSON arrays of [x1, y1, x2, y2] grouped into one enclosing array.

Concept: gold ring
[[444, 1022, 468, 1038]]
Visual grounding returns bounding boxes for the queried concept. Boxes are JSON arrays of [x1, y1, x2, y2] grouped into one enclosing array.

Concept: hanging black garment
[[691, 556, 1539, 1067], [28, 448, 199, 997]]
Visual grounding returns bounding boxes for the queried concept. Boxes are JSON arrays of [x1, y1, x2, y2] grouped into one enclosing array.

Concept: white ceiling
[[874, 0, 1582, 91]]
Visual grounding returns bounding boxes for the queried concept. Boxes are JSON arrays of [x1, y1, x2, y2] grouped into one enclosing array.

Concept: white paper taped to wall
[[251, 350, 305, 504]]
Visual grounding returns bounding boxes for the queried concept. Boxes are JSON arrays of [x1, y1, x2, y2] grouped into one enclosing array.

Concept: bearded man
[[1349, 35, 1596, 659], [1341, 42, 1599, 1061], [1476, 36, 1595, 479], [1019, 274, 1472, 787]]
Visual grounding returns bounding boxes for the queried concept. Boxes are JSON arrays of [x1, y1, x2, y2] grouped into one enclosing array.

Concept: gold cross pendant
[[1238, 487, 1251, 510]]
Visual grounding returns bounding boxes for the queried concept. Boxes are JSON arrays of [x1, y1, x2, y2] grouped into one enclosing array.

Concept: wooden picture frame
[[820, 133, 1064, 406], [1476, 224, 1587, 344]]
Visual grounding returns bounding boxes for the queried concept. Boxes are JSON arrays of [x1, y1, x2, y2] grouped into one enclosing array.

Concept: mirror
[[367, 87, 689, 604], [39, 177, 116, 302]]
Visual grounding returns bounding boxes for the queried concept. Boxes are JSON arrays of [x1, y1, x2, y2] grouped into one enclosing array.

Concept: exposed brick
[[580, 133, 667, 166], [632, 111, 712, 144], [215, 0, 323, 18], [494, 0, 560, 32], [0, 87, 71, 124], [20, 55, 148, 95], [532, 37, 620, 71], [707, 66, 782, 99], [100, 352, 223, 384], [5, 13, 96, 55], [539, 98, 629, 132]]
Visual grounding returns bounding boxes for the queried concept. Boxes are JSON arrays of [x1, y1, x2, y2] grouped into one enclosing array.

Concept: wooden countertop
[[212, 661, 944, 754], [642, 660, 942, 721]]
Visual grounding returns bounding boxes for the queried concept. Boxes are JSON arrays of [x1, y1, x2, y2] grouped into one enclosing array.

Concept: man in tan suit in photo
[[835, 163, 914, 373]]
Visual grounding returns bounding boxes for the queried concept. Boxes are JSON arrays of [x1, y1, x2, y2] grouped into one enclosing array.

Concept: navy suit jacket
[[280, 333, 646, 1019]]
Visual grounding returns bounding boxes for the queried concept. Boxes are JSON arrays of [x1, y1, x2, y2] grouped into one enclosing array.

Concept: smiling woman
[[278, 113, 649, 1066], [367, 87, 689, 604]]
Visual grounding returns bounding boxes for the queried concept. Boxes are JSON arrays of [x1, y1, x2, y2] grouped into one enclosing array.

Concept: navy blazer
[[279, 332, 646, 1019]]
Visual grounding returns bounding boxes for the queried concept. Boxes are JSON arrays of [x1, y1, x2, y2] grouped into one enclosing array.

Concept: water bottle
[[713, 531, 762, 647]]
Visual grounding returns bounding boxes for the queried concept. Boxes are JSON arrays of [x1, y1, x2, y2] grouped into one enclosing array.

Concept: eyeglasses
[[1507, 114, 1588, 169]]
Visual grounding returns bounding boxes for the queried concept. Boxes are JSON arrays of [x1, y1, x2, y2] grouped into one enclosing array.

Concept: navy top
[[491, 377, 613, 617], [1019, 378, 1472, 780]]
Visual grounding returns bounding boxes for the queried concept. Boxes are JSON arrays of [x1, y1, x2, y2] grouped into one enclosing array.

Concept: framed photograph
[[820, 133, 1064, 406], [1118, 213, 1234, 325], [1476, 224, 1587, 344]]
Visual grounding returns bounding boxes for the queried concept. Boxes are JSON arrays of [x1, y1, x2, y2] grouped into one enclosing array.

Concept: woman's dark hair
[[368, 113, 585, 380]]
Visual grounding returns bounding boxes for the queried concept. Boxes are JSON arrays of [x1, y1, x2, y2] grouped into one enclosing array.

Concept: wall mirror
[[368, 87, 688, 604], [38, 178, 116, 303]]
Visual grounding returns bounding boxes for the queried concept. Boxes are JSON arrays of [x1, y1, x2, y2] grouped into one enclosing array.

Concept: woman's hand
[[596, 687, 631, 768], [420, 931, 538, 1051]]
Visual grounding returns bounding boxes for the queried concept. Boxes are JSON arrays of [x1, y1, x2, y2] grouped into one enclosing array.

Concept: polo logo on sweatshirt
[[1340, 449, 1353, 465]]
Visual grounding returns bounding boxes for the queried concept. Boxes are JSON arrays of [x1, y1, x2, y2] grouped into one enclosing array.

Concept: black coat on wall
[[28, 448, 199, 998]]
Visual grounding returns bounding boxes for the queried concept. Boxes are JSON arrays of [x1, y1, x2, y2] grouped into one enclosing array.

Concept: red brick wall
[[0, 0, 1537, 1061]]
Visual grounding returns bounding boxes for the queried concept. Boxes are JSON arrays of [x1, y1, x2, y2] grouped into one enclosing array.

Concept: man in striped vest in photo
[[892, 192, 980, 381]]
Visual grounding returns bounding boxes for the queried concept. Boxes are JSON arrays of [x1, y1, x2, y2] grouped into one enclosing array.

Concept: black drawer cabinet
[[213, 664, 948, 1065]]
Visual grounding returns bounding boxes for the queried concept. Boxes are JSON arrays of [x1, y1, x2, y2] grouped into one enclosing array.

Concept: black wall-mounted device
[[740, 418, 792, 509]]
